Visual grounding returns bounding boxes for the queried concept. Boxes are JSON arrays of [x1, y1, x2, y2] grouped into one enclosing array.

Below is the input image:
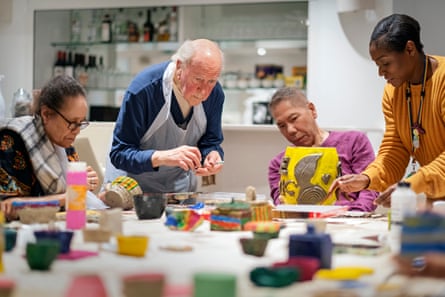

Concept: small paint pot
[[116, 235, 149, 257]]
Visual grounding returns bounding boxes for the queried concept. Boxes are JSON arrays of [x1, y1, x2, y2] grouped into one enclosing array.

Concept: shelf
[[51, 41, 180, 52]]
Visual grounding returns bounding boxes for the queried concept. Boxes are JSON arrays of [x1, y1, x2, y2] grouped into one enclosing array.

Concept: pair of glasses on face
[[51, 108, 89, 130]]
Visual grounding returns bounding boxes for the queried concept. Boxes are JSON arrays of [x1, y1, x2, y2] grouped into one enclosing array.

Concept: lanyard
[[405, 54, 428, 176]]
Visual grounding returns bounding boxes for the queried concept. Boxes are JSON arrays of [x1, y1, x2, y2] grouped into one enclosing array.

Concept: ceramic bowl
[[4, 228, 17, 252], [133, 193, 167, 220], [116, 235, 149, 257], [122, 273, 165, 297], [0, 278, 15, 297], [33, 230, 74, 254], [14, 201, 59, 224], [239, 237, 268, 257], [26, 240, 60, 271], [82, 228, 112, 243]]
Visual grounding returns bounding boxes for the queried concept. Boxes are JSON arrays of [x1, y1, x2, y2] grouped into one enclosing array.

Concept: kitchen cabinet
[[34, 1, 307, 123]]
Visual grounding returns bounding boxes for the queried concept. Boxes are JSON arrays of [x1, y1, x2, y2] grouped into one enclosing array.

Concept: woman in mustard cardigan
[[330, 13, 445, 207]]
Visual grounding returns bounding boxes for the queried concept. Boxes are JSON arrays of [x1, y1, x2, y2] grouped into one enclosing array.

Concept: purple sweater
[[268, 131, 378, 212]]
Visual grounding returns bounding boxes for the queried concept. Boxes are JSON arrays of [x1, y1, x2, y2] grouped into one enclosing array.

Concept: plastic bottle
[[66, 161, 88, 230], [389, 181, 417, 253], [391, 182, 417, 226]]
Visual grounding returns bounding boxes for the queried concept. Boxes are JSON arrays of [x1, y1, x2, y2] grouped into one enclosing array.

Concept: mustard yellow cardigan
[[364, 55, 445, 199]]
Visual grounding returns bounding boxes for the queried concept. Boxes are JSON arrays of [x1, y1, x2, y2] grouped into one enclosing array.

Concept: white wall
[[306, 0, 389, 131]]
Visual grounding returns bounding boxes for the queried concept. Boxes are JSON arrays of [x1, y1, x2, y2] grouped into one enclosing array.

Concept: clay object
[[193, 272, 237, 297], [13, 200, 60, 224], [4, 229, 17, 252], [210, 200, 251, 231], [288, 224, 332, 269], [133, 193, 167, 220], [66, 274, 107, 297], [34, 230, 74, 254], [116, 235, 149, 257], [273, 256, 320, 281], [82, 228, 112, 243], [0, 278, 15, 297], [123, 273, 165, 297], [239, 237, 268, 257], [250, 267, 299, 288], [26, 240, 60, 271], [104, 176, 142, 210], [165, 209, 203, 231]]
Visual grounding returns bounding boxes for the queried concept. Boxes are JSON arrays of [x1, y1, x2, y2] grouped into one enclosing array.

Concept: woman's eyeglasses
[[51, 108, 89, 130]]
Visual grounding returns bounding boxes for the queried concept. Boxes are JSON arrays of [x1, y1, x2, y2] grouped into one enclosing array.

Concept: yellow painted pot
[[116, 235, 149, 257]]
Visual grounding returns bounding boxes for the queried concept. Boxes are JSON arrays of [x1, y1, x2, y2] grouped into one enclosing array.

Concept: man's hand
[[195, 151, 223, 176], [152, 145, 202, 171]]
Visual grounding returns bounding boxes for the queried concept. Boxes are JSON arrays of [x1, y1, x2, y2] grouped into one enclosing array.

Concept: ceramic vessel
[[26, 240, 60, 271], [133, 193, 167, 220], [116, 235, 149, 257], [239, 237, 268, 257], [33, 230, 74, 254], [66, 274, 107, 297], [122, 273, 165, 297]]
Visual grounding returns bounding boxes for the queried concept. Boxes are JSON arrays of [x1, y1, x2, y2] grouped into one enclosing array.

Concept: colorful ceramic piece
[[105, 176, 142, 210], [279, 147, 339, 205], [165, 209, 203, 231], [13, 200, 60, 224], [244, 221, 282, 239], [273, 256, 320, 281], [210, 200, 251, 231], [116, 235, 149, 257], [239, 237, 268, 257], [249, 201, 273, 221]]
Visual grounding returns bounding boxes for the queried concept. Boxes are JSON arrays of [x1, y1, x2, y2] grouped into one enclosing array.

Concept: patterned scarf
[[1, 116, 67, 194]]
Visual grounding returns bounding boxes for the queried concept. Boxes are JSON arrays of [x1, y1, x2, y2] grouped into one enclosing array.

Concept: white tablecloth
[[3, 213, 445, 297]]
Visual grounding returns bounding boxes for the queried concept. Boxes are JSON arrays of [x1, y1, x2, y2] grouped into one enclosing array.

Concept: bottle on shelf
[[86, 55, 98, 88], [70, 10, 81, 43], [64, 52, 74, 77], [66, 161, 88, 230], [96, 56, 107, 89], [143, 9, 155, 42], [53, 51, 66, 77], [74, 53, 88, 87], [114, 8, 128, 42], [101, 13, 112, 43]]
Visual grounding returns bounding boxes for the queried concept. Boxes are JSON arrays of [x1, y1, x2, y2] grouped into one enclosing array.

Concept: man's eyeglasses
[[51, 108, 89, 130]]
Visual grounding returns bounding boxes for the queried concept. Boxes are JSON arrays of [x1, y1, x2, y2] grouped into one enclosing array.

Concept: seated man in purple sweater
[[268, 87, 378, 212]]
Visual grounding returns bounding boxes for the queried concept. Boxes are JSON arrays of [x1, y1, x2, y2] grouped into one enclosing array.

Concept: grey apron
[[128, 62, 207, 193]]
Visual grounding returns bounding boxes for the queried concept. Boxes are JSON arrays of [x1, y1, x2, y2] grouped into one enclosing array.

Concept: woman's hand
[[87, 165, 99, 191], [393, 253, 445, 278], [0, 198, 21, 220], [327, 174, 370, 200], [374, 183, 397, 207]]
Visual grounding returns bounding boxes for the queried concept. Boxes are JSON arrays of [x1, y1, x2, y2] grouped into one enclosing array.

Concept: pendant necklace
[[406, 54, 428, 176]]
